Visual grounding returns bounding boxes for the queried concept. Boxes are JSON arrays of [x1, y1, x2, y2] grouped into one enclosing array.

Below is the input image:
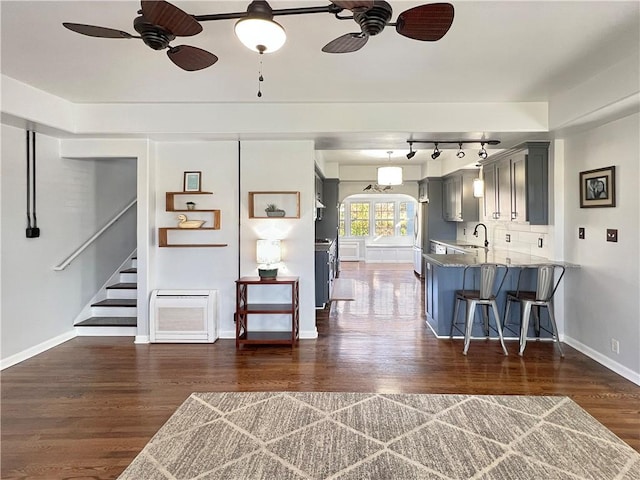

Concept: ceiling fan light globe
[[235, 18, 286, 53]]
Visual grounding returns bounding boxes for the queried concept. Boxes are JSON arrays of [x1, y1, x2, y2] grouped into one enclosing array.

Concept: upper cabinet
[[482, 142, 549, 225], [418, 178, 429, 202], [442, 170, 479, 222]]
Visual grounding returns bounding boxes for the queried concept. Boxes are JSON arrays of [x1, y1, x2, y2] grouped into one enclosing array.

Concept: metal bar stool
[[503, 264, 566, 356], [450, 263, 509, 355]]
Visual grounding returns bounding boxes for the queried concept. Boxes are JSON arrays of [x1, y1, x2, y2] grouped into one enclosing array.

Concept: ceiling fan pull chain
[[257, 57, 264, 98]]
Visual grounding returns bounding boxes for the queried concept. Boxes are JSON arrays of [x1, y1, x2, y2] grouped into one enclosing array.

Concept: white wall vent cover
[[150, 290, 218, 343], [339, 241, 360, 261]]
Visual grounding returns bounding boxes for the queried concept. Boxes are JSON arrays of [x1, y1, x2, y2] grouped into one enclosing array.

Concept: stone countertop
[[423, 248, 579, 268]]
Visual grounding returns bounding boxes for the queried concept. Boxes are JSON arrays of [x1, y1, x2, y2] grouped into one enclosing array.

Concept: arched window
[[339, 194, 416, 239]]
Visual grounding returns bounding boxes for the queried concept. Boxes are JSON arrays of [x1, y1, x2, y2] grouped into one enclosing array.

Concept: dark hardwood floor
[[2, 262, 639, 479]]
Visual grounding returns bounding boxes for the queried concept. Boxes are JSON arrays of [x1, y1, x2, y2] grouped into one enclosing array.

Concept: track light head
[[431, 142, 441, 160], [456, 142, 465, 158], [478, 142, 488, 159], [406, 142, 416, 159]]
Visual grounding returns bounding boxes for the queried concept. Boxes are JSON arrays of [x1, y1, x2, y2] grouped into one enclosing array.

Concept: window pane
[[349, 202, 369, 236], [399, 202, 410, 236], [374, 202, 394, 236], [338, 204, 345, 237]]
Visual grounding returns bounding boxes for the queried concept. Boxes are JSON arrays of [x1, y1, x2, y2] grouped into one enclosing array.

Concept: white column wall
[[239, 140, 317, 339], [153, 141, 240, 339], [562, 112, 640, 383]]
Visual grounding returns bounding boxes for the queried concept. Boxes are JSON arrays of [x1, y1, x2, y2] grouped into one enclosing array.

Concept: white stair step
[[76, 326, 136, 336], [106, 283, 137, 299]]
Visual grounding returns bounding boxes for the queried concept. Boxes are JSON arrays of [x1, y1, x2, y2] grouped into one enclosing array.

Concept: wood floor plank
[[1, 262, 638, 479]]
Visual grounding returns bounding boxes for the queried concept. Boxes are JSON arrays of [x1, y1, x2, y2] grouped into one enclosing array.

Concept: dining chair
[[450, 263, 509, 355], [503, 264, 566, 356]]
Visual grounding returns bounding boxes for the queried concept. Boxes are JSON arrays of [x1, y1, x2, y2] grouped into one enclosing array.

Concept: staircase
[[75, 257, 137, 336]]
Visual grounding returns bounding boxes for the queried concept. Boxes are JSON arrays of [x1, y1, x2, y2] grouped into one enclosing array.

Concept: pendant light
[[377, 151, 403, 186], [473, 163, 484, 197]]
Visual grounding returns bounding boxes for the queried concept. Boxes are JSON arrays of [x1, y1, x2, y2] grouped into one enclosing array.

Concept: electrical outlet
[[538, 238, 543, 248], [505, 234, 511, 243], [578, 227, 585, 239], [606, 229, 618, 242], [611, 338, 620, 354], [463, 228, 466, 236]]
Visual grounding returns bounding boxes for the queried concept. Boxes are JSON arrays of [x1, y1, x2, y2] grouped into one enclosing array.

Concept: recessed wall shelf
[[249, 191, 300, 219], [159, 191, 227, 248]]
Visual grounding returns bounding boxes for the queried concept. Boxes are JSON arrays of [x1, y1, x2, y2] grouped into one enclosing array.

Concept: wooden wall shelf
[[159, 191, 225, 248], [249, 191, 300, 219]]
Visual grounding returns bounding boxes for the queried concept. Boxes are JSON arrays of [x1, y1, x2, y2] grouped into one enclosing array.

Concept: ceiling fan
[[63, 0, 455, 71]]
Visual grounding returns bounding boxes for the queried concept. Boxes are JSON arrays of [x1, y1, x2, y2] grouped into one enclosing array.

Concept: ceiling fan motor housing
[[134, 16, 176, 50], [354, 1, 392, 36]]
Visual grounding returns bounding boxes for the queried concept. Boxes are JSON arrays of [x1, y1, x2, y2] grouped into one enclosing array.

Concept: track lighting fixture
[[406, 142, 416, 160], [478, 142, 488, 159], [406, 139, 499, 159], [431, 143, 441, 160]]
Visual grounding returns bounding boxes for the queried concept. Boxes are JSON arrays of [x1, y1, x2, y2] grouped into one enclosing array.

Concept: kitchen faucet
[[473, 223, 489, 248]]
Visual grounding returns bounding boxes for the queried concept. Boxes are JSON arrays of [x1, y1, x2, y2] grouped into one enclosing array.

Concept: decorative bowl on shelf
[[265, 203, 286, 217], [266, 210, 286, 217]]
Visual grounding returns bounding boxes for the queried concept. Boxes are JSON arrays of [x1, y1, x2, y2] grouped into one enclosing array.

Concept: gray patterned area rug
[[119, 392, 640, 480]]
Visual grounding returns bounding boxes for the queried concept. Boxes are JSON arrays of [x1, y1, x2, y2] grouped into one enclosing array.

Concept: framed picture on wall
[[183, 171, 202, 192], [579, 166, 616, 208]]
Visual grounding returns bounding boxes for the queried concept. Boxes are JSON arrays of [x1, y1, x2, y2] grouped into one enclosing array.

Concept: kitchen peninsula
[[423, 240, 578, 339]]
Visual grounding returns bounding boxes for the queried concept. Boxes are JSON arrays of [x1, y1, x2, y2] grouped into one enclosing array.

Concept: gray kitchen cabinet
[[418, 178, 429, 202], [316, 178, 339, 240], [442, 170, 479, 223], [315, 240, 337, 308], [482, 142, 549, 224], [484, 158, 511, 220]]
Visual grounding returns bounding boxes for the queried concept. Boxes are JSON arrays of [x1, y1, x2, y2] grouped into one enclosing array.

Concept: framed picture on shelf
[[579, 166, 615, 208], [183, 171, 202, 192]]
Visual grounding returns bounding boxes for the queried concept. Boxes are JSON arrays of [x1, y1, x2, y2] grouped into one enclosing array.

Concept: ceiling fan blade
[[141, 0, 202, 36], [332, 1, 374, 11], [395, 3, 454, 41], [63, 22, 134, 39], [322, 33, 369, 54], [167, 45, 218, 71]]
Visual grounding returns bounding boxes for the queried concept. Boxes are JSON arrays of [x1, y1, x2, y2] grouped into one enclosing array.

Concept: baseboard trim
[[564, 336, 640, 386], [134, 335, 149, 344], [0, 330, 76, 370]]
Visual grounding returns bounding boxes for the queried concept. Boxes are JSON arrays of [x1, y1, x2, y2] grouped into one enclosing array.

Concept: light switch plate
[[578, 227, 585, 239], [606, 229, 618, 242]]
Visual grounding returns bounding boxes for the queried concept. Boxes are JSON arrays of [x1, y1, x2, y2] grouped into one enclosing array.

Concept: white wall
[[1, 125, 137, 362], [240, 140, 317, 339], [154, 141, 240, 338], [562, 112, 640, 381]]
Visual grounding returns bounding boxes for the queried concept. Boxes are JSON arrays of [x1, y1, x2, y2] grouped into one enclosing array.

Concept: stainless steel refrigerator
[[413, 178, 457, 277]]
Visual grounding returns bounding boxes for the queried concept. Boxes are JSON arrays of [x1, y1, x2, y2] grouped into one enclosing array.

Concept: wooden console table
[[235, 276, 299, 348]]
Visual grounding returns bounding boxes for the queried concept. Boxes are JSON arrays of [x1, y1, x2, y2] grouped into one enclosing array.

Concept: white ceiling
[[1, 1, 639, 164]]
